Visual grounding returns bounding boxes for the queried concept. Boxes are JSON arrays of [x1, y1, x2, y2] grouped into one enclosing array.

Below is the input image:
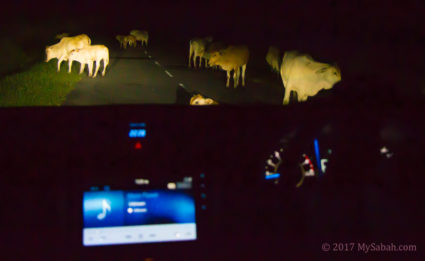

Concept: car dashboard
[[1, 102, 423, 260]]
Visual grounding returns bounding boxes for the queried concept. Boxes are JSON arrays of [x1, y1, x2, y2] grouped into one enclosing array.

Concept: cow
[[188, 36, 213, 68], [208, 45, 250, 88], [130, 30, 149, 47], [123, 35, 137, 49], [45, 34, 91, 72], [203, 41, 227, 70], [55, 33, 69, 39], [115, 35, 126, 48], [266, 46, 281, 73], [190, 94, 219, 105], [280, 51, 341, 105], [67, 45, 109, 78]]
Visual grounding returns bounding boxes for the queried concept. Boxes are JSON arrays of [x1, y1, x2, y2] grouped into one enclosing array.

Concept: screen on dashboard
[[83, 188, 197, 246]]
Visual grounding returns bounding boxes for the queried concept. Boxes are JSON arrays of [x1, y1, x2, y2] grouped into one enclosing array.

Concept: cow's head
[[190, 94, 218, 105], [316, 65, 342, 89], [208, 51, 223, 66], [45, 46, 53, 62]]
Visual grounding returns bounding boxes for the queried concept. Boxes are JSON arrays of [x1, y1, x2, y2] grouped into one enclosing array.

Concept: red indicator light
[[134, 142, 142, 150]]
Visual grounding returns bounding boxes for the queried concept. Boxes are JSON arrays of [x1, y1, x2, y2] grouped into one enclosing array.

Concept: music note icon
[[97, 199, 111, 220]]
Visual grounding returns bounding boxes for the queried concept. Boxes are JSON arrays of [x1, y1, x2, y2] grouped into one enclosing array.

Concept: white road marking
[[148, 55, 152, 59], [165, 70, 173, 78], [178, 83, 188, 90], [154, 61, 161, 66]]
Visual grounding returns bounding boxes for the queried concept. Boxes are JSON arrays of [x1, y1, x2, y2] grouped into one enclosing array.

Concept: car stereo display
[[83, 188, 197, 246]]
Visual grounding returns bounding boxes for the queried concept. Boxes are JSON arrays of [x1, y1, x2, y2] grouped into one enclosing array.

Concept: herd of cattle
[[45, 32, 342, 105], [116, 30, 149, 49], [46, 33, 108, 78], [187, 36, 342, 105]]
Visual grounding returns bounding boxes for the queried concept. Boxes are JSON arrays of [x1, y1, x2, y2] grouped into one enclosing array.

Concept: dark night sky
[[3, 0, 423, 39]]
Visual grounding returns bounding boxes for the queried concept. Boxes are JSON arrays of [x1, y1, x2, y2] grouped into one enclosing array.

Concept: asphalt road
[[63, 37, 285, 106]]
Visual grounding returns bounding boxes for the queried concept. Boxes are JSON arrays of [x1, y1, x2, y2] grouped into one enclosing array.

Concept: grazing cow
[[190, 94, 219, 105], [115, 35, 126, 48], [280, 51, 341, 105], [45, 34, 91, 72], [208, 45, 250, 88], [188, 36, 213, 68], [266, 46, 281, 73], [130, 30, 149, 47], [123, 35, 137, 48], [203, 41, 227, 69], [68, 45, 109, 78], [55, 33, 69, 39]]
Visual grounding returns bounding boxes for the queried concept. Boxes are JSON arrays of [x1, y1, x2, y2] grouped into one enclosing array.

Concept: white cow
[[68, 45, 109, 78], [115, 35, 126, 48], [280, 51, 341, 105], [130, 30, 149, 47], [190, 94, 219, 105], [203, 41, 227, 69], [208, 45, 250, 88], [123, 35, 137, 49], [45, 34, 91, 72], [266, 46, 281, 73], [188, 36, 213, 68]]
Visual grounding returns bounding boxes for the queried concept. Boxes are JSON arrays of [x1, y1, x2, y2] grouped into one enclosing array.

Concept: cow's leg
[[68, 60, 73, 73], [233, 68, 239, 88], [241, 64, 247, 86], [93, 60, 100, 78], [199, 56, 203, 68], [57, 58, 63, 72], [88, 62, 93, 77], [102, 58, 108, 76], [226, 70, 230, 88], [194, 53, 198, 69], [283, 85, 291, 105], [79, 62, 85, 74]]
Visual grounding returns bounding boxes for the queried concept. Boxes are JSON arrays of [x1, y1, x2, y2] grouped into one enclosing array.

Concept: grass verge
[[0, 61, 82, 107]]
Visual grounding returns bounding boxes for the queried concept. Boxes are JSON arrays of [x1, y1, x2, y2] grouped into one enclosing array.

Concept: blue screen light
[[265, 173, 280, 180], [129, 123, 146, 128], [314, 139, 322, 176], [129, 129, 146, 138]]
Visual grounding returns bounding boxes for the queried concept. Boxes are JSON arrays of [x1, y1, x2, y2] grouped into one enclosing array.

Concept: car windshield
[[0, 0, 423, 107]]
